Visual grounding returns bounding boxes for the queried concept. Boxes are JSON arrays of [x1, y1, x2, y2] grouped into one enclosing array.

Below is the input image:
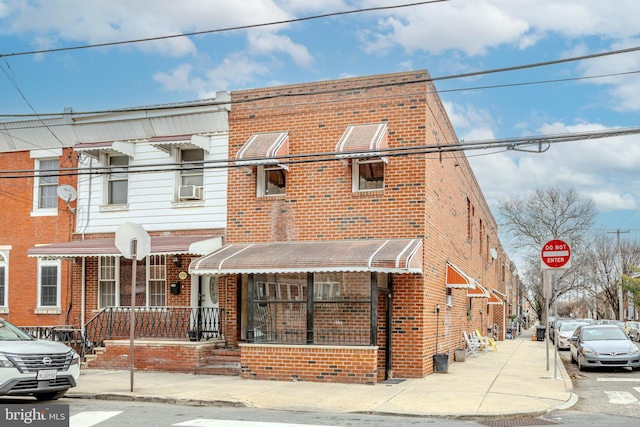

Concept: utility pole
[[608, 229, 629, 320]]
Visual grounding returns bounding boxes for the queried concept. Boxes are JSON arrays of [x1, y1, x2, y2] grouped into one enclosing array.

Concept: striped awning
[[149, 134, 211, 154], [488, 290, 504, 305], [189, 239, 423, 275], [74, 140, 136, 158], [28, 236, 222, 259], [335, 123, 388, 158], [445, 263, 477, 289], [236, 132, 289, 165], [468, 283, 490, 298]]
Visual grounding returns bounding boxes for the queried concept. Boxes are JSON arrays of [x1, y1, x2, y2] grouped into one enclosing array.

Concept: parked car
[[0, 318, 80, 400], [569, 324, 640, 371], [625, 321, 640, 341], [556, 321, 588, 350]]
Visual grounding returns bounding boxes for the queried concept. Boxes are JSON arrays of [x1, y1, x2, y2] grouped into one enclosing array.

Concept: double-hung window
[[336, 123, 388, 193], [98, 256, 118, 308], [0, 252, 7, 310], [178, 148, 204, 200], [235, 132, 289, 198], [107, 155, 129, 205], [147, 255, 166, 307], [35, 159, 59, 211], [37, 259, 60, 311]]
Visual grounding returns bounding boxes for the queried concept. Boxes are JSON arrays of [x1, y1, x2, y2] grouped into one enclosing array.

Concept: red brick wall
[[240, 344, 378, 384], [85, 340, 219, 372], [1, 148, 77, 327], [222, 71, 503, 380]]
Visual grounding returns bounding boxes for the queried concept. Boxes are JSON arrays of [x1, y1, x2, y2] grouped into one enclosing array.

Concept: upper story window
[[353, 158, 384, 191], [236, 132, 289, 198], [257, 166, 286, 196], [34, 159, 59, 213], [335, 123, 388, 193], [178, 148, 204, 201], [107, 155, 129, 205]]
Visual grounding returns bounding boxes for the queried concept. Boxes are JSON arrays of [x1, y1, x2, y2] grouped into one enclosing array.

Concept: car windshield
[[582, 327, 628, 341], [0, 319, 35, 341], [559, 323, 583, 333]]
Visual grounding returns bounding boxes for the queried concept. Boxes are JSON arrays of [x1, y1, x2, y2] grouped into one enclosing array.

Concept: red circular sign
[[541, 239, 571, 268]]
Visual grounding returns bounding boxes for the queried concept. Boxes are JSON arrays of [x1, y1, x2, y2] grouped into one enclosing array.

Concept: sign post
[[541, 239, 571, 379], [115, 222, 150, 393]]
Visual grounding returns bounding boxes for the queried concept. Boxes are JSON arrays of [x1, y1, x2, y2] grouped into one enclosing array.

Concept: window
[[98, 256, 118, 308], [36, 159, 59, 210], [107, 155, 129, 205], [38, 259, 60, 308], [180, 148, 204, 186], [0, 253, 6, 308], [257, 165, 286, 196], [353, 158, 384, 191], [147, 255, 166, 307], [99, 255, 166, 308]]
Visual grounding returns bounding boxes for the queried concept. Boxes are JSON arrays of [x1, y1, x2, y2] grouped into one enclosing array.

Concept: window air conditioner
[[178, 185, 203, 200]]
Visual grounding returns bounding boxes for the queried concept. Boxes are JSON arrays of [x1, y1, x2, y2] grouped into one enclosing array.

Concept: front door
[[190, 275, 219, 339]]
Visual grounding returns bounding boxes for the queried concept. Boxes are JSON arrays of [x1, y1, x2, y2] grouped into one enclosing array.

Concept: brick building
[[189, 70, 512, 383]]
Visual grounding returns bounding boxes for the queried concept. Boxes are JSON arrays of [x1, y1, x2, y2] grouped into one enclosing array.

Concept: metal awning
[[335, 123, 388, 158], [74, 140, 136, 158], [467, 283, 490, 298], [487, 290, 504, 305], [235, 131, 289, 165], [28, 236, 222, 259], [149, 134, 211, 154], [189, 238, 423, 275], [445, 263, 477, 289]]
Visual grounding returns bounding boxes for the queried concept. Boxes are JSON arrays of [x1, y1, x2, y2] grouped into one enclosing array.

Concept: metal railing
[[21, 325, 84, 355], [250, 328, 370, 345], [83, 306, 224, 357]]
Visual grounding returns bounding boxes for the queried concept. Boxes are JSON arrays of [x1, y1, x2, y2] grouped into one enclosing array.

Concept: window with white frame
[[99, 255, 166, 308], [98, 256, 118, 308], [147, 255, 166, 306], [352, 158, 384, 191], [0, 253, 7, 308], [257, 165, 286, 196], [107, 155, 129, 205], [38, 259, 60, 308], [35, 159, 59, 210], [178, 148, 204, 200]]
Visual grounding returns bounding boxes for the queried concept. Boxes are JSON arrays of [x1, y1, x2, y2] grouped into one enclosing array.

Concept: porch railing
[[21, 325, 84, 355], [83, 306, 224, 357]]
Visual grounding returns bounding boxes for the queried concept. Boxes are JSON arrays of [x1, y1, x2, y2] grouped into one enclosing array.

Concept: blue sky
[[1, 0, 639, 258]]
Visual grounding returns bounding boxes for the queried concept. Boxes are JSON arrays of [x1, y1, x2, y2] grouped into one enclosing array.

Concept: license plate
[[37, 369, 57, 380]]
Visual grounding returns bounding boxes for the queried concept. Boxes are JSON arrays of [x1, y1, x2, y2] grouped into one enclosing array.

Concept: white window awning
[[74, 140, 136, 159], [149, 134, 211, 154]]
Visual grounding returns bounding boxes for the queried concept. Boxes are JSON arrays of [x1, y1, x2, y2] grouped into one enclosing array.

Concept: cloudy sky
[[1, 0, 639, 253]]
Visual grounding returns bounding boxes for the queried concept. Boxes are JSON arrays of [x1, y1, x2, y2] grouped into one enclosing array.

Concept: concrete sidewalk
[[68, 327, 577, 418]]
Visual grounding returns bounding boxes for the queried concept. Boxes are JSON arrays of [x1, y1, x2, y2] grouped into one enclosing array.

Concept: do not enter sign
[[541, 239, 571, 269]]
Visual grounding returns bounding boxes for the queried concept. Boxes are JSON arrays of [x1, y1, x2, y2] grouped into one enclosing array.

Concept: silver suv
[[0, 318, 80, 400]]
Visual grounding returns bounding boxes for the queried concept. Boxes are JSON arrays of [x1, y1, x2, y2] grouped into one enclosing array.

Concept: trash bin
[[536, 325, 546, 341], [433, 353, 449, 373]]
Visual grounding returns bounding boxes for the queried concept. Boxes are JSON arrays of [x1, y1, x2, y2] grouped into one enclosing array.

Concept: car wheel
[[578, 357, 586, 372], [34, 390, 67, 401]]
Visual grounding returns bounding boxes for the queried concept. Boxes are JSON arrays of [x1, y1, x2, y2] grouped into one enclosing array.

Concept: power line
[[0, 1, 450, 58], [1, 126, 639, 179]]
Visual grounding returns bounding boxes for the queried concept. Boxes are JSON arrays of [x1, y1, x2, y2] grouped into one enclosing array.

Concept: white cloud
[[247, 31, 313, 67]]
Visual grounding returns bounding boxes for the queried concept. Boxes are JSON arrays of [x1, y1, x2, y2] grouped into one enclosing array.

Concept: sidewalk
[[67, 327, 577, 418]]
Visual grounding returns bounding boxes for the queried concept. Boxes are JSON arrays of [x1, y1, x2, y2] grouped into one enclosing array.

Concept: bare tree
[[498, 185, 597, 321]]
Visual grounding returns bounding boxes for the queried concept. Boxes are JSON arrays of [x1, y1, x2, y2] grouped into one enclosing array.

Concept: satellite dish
[[57, 185, 77, 202], [490, 247, 498, 260]]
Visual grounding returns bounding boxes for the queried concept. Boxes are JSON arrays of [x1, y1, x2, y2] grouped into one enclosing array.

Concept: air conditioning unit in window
[[178, 185, 203, 200]]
